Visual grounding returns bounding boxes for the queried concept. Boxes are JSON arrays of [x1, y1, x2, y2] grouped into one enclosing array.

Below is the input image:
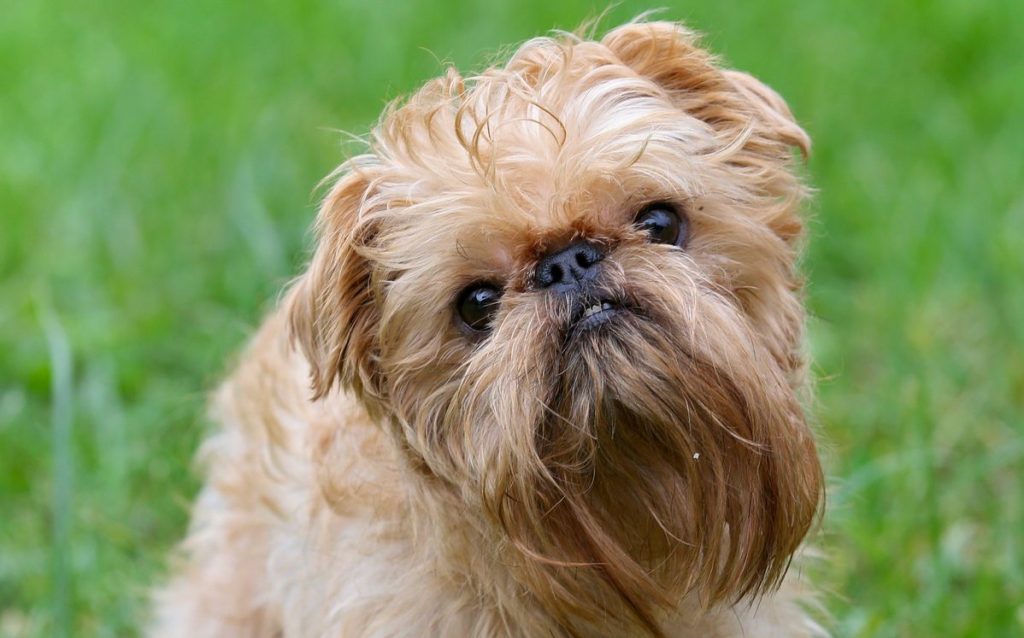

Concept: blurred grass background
[[2, 0, 1022, 636]]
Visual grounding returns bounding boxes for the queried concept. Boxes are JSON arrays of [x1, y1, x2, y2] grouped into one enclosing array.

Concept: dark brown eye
[[634, 203, 687, 246], [456, 284, 502, 332]]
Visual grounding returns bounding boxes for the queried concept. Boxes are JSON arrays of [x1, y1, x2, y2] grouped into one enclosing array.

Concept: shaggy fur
[[152, 20, 825, 637]]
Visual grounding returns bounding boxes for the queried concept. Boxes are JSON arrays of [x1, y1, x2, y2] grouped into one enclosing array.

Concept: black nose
[[534, 241, 605, 292]]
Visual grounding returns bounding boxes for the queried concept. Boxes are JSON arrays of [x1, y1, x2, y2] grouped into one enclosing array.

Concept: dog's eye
[[456, 284, 502, 333], [634, 203, 687, 247]]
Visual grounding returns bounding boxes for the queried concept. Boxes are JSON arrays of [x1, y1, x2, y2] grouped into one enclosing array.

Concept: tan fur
[[153, 20, 825, 637]]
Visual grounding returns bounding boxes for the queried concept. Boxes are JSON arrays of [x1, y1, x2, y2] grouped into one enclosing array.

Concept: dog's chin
[[453, 291, 822, 629], [550, 303, 691, 457]]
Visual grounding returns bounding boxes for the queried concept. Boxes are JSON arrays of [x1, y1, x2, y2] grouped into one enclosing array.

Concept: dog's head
[[290, 20, 822, 632]]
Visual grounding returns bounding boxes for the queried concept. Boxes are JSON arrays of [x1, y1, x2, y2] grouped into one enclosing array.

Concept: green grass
[[2, 1, 1022, 635]]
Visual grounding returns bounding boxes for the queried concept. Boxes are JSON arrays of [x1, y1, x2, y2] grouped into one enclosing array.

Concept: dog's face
[[291, 21, 822, 630]]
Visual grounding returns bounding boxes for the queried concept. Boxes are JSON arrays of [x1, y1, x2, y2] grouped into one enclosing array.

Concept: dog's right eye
[[456, 284, 502, 333]]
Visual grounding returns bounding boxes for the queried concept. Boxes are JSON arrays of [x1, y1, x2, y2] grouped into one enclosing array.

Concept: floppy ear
[[602, 21, 810, 156], [288, 166, 381, 401]]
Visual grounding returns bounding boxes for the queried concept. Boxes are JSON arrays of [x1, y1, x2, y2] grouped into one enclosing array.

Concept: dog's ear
[[720, 68, 810, 157], [288, 166, 381, 401], [604, 21, 809, 245], [603, 21, 810, 156]]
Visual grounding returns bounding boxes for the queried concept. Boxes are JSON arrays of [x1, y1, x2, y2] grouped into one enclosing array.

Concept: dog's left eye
[[634, 203, 688, 247], [456, 283, 502, 333]]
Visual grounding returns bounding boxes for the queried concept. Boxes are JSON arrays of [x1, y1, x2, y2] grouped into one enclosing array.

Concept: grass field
[[2, 0, 1022, 636]]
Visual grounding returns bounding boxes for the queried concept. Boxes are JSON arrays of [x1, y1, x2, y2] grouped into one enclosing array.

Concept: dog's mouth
[[570, 298, 624, 333]]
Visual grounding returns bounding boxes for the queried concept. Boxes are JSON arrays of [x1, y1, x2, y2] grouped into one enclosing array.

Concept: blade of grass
[[42, 300, 73, 638]]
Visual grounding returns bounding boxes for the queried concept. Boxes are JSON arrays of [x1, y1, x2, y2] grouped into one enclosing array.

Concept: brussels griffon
[[153, 20, 825, 637]]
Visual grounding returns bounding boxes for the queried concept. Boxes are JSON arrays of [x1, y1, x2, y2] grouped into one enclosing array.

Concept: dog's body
[[154, 21, 825, 637]]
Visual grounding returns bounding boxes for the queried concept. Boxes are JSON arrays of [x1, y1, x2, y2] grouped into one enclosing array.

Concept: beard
[[381, 246, 823, 634]]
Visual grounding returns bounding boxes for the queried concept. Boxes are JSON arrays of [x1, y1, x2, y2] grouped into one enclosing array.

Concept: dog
[[152, 19, 825, 637]]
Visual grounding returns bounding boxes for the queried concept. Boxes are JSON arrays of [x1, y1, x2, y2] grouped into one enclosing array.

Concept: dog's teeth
[[580, 301, 617, 320], [582, 303, 602, 318]]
